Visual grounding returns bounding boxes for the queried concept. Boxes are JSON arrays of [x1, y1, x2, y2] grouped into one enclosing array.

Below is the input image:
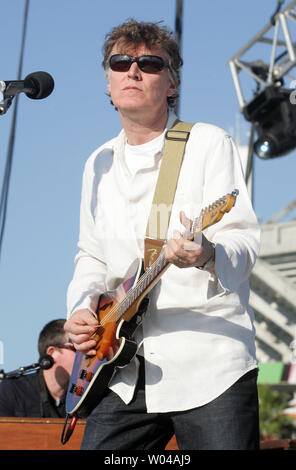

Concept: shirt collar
[[113, 108, 178, 160]]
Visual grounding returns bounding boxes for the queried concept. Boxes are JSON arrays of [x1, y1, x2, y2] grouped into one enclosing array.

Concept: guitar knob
[[86, 371, 93, 382], [69, 383, 84, 396], [79, 369, 93, 382], [75, 385, 84, 396]]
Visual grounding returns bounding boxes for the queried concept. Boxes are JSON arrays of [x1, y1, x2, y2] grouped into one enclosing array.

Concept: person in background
[[64, 19, 261, 450], [0, 319, 75, 417]]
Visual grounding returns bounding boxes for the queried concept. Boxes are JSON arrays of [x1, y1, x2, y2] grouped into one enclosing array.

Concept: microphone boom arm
[[0, 362, 41, 379], [0, 71, 54, 115], [0, 354, 54, 379], [0, 81, 15, 115]]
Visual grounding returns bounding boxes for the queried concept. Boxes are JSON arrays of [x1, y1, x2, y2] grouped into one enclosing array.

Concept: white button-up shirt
[[67, 111, 260, 413]]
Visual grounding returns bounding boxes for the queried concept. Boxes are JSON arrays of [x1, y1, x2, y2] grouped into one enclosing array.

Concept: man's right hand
[[64, 309, 99, 355]]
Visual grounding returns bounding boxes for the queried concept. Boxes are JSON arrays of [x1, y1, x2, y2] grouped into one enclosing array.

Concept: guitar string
[[96, 195, 229, 328], [97, 250, 168, 327]]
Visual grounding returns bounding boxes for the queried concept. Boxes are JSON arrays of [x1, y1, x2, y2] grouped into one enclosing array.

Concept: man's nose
[[128, 61, 141, 79]]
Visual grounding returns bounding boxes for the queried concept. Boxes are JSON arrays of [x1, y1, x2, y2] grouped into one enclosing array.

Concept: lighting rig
[[228, 0, 296, 165]]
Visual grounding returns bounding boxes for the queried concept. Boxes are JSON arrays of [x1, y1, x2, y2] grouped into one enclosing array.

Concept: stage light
[[243, 85, 296, 159], [254, 140, 273, 159]]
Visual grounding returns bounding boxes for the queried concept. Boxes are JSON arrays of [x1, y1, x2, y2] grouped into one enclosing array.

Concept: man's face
[[51, 339, 76, 377], [59, 347, 76, 376], [107, 43, 176, 117]]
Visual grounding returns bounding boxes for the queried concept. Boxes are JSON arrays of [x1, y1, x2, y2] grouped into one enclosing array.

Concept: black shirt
[[0, 370, 66, 418]]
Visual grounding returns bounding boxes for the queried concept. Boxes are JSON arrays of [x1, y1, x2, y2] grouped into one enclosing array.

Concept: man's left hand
[[164, 211, 215, 269]]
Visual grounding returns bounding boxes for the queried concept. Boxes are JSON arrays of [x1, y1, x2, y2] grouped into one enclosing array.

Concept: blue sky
[[1, 0, 296, 372]]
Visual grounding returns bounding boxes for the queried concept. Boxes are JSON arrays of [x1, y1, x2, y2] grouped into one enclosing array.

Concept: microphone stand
[[0, 81, 15, 115], [0, 362, 41, 380], [0, 0, 29, 117], [0, 354, 54, 379]]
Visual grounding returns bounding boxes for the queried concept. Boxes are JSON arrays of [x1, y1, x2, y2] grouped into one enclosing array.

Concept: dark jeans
[[81, 357, 260, 450]]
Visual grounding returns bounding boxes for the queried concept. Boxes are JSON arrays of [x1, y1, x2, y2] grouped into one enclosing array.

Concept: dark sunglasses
[[109, 54, 167, 73], [54, 343, 76, 352]]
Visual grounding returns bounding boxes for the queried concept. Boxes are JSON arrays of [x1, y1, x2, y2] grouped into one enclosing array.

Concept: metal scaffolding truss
[[228, 0, 296, 111], [227, 2, 296, 364]]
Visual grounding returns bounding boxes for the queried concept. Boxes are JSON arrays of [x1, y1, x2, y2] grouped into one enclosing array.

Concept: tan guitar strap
[[144, 119, 194, 270]]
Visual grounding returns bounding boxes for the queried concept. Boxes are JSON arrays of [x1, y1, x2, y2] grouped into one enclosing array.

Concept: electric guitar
[[62, 190, 238, 443]]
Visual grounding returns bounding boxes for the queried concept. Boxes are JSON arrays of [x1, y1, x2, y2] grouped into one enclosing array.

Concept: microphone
[[0, 354, 54, 379], [38, 354, 55, 370], [0, 71, 54, 114]]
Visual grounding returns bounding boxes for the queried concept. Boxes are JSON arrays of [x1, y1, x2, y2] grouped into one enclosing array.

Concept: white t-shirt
[[125, 132, 165, 177]]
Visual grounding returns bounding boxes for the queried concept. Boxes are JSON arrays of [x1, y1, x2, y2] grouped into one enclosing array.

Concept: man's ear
[[46, 345, 55, 356], [167, 81, 176, 97]]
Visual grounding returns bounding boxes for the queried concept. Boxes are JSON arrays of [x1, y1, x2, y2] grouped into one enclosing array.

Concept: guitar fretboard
[[117, 251, 168, 320], [112, 192, 236, 323], [116, 213, 203, 321]]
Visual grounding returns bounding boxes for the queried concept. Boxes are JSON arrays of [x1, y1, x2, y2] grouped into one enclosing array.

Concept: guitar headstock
[[193, 190, 239, 234]]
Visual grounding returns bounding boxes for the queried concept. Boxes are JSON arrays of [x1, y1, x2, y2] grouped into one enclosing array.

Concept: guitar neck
[[116, 190, 238, 323], [117, 225, 200, 321], [118, 251, 169, 320]]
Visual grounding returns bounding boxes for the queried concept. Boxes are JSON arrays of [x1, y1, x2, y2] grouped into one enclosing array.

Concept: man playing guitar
[[64, 19, 260, 450]]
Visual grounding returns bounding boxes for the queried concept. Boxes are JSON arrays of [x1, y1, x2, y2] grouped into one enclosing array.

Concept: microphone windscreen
[[24, 71, 55, 100], [38, 354, 54, 370]]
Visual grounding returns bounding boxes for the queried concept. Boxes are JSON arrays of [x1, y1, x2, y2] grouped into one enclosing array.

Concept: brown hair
[[38, 319, 66, 357], [102, 19, 183, 108]]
